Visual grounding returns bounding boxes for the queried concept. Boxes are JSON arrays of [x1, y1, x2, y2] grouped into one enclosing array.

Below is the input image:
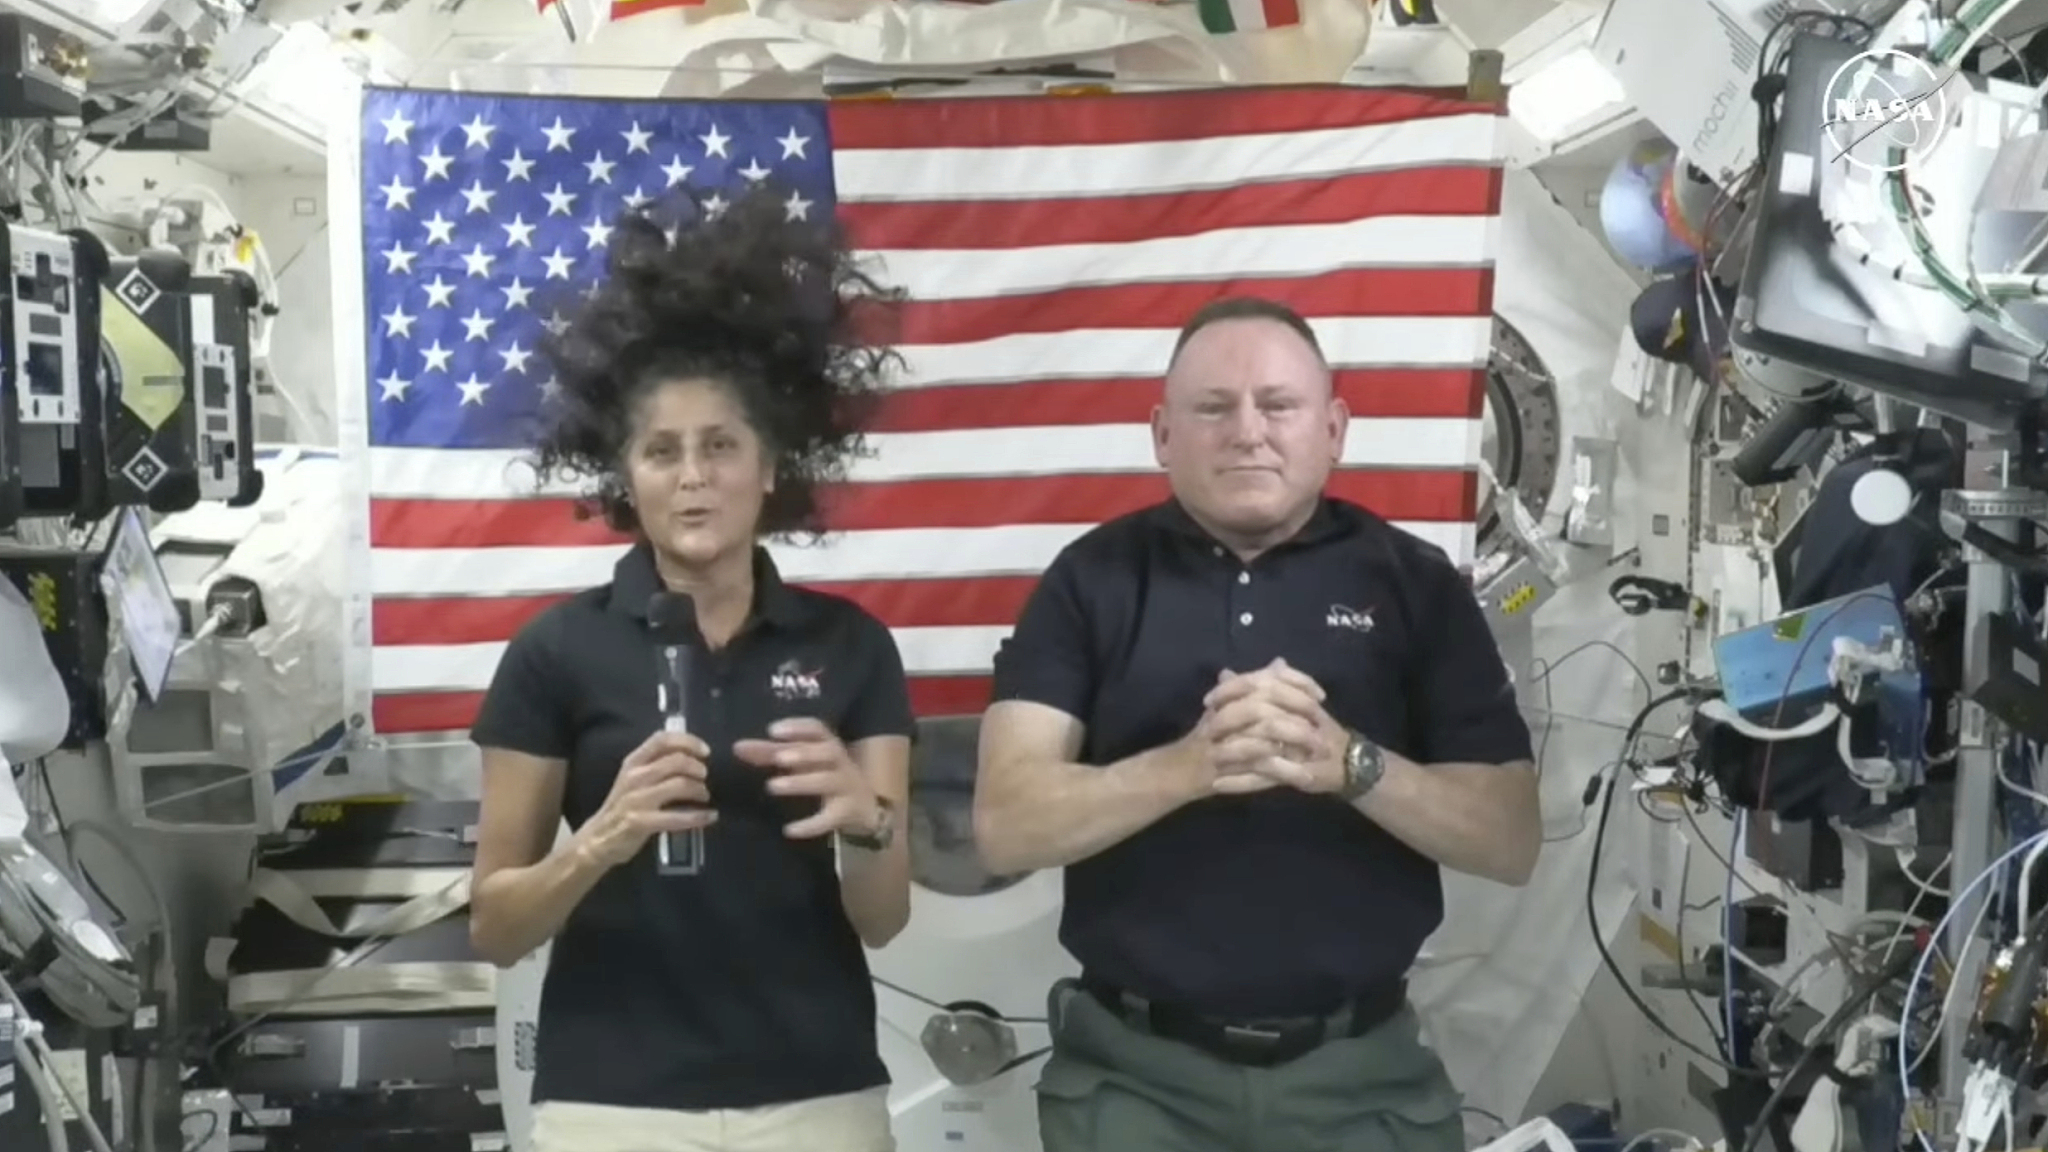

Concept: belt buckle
[[1222, 1023, 1286, 1045], [1217, 1021, 1296, 1064]]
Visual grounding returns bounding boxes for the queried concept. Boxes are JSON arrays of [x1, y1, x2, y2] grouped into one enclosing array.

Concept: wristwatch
[[1338, 730, 1387, 803], [839, 797, 896, 852]]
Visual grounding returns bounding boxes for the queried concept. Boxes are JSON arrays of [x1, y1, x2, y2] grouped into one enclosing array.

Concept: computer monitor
[[99, 505, 179, 704], [1734, 33, 2048, 429]]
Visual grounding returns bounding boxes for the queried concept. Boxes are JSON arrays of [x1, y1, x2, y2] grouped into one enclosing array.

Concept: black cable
[[1530, 638, 1654, 781], [1585, 687, 1769, 1078], [31, 758, 123, 916], [182, 1107, 221, 1152], [1735, 940, 1924, 1152]]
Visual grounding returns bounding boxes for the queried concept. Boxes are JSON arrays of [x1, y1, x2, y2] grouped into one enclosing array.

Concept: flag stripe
[[897, 267, 1494, 346], [373, 576, 1044, 648], [839, 168, 1498, 250], [1262, 0, 1304, 27], [864, 369, 1486, 431], [356, 88, 1504, 734], [831, 116, 1500, 202], [825, 87, 1489, 150], [364, 419, 1478, 502], [891, 318, 1488, 390], [367, 519, 1475, 604], [369, 469, 1475, 551], [866, 219, 1495, 312]]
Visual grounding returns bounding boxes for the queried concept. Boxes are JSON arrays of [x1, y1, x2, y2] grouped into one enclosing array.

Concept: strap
[[248, 868, 471, 939], [227, 960, 498, 1017]]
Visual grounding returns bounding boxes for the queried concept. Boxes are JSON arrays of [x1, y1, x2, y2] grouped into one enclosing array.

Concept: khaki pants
[[1036, 978, 1465, 1152], [530, 1087, 895, 1152]]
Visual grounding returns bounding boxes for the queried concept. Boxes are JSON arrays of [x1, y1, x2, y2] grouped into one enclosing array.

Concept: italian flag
[[1195, 0, 1303, 32], [537, 0, 704, 15], [608, 0, 701, 14]]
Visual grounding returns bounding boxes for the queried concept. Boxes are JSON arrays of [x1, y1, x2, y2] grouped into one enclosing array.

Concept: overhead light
[[240, 23, 383, 131], [83, 0, 158, 29], [1509, 46, 1629, 143]]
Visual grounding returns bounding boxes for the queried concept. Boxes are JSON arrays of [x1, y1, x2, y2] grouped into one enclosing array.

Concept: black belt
[[1079, 975, 1406, 1068]]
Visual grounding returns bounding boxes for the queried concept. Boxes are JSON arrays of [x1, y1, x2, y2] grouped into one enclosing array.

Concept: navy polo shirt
[[470, 543, 913, 1110], [990, 499, 1533, 1018]]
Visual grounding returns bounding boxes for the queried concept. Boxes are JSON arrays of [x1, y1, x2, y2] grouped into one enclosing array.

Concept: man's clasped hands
[[1192, 658, 1356, 798]]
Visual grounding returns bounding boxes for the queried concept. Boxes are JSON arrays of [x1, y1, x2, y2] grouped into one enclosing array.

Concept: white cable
[[1906, 891, 1990, 1076], [2017, 833, 2048, 924], [1895, 848, 1951, 898], [0, 968, 118, 1152], [1617, 1128, 1706, 1152], [1998, 745, 2048, 809], [14, 1025, 70, 1152], [1899, 831, 2048, 1150], [1696, 698, 1841, 741], [174, 605, 229, 659]]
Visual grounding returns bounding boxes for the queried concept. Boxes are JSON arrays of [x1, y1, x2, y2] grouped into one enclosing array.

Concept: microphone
[[647, 591, 707, 876]]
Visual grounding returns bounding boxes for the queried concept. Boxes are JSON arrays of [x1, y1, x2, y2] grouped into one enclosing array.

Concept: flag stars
[[369, 105, 845, 441]]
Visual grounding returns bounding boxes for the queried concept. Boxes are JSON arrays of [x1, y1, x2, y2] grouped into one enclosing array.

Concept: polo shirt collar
[[607, 542, 807, 628], [1154, 496, 1354, 552]]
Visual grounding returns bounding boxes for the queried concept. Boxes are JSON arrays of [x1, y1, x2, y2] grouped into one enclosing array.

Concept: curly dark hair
[[533, 185, 900, 539]]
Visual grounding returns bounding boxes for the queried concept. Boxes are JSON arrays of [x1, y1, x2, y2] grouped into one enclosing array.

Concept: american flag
[[351, 86, 1505, 738]]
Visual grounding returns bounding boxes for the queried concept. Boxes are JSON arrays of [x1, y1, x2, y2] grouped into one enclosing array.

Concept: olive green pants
[[1034, 978, 1466, 1152]]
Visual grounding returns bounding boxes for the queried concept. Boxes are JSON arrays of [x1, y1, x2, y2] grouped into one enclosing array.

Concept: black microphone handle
[[654, 643, 705, 875]]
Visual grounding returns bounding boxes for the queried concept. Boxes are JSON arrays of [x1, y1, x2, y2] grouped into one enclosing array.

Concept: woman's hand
[[734, 718, 882, 840], [574, 730, 715, 869]]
